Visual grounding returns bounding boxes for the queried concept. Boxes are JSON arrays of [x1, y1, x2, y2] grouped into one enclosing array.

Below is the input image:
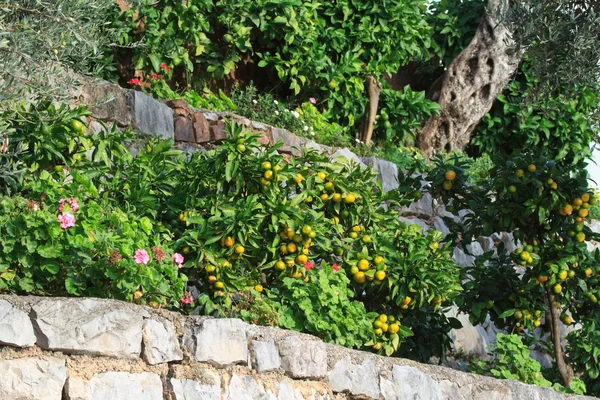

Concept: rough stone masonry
[[0, 295, 596, 400]]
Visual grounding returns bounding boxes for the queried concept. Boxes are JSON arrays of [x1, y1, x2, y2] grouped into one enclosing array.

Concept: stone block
[[142, 318, 183, 365], [432, 216, 450, 237], [327, 357, 380, 399], [224, 374, 276, 400], [192, 112, 210, 143], [166, 99, 191, 118], [250, 339, 280, 372], [31, 298, 144, 358], [380, 365, 442, 400], [330, 148, 366, 167], [183, 318, 248, 367], [80, 79, 132, 126], [400, 192, 434, 217], [362, 157, 400, 192], [171, 375, 221, 400], [453, 247, 475, 267], [174, 117, 196, 143], [129, 90, 174, 140], [0, 357, 66, 400], [66, 372, 163, 400], [210, 120, 227, 141], [279, 335, 327, 379], [0, 299, 36, 347]]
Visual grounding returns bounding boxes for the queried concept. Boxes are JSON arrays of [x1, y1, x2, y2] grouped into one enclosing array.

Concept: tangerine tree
[[166, 122, 463, 359], [427, 152, 599, 390]]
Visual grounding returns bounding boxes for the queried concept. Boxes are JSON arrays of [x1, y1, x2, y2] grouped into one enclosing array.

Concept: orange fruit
[[558, 270, 568, 280], [320, 193, 329, 202], [214, 281, 224, 289], [579, 209, 589, 218], [254, 284, 263, 292], [208, 275, 217, 284], [508, 185, 517, 193], [585, 268, 593, 277], [553, 283, 562, 293], [332, 193, 342, 203], [442, 181, 452, 191], [527, 164, 536, 173], [344, 193, 356, 204], [234, 245, 245, 254], [261, 161, 272, 170], [264, 170, 274, 180], [515, 169, 524, 178], [354, 272, 366, 284], [575, 232, 586, 243], [296, 254, 308, 264], [224, 236, 235, 248], [293, 173, 303, 184], [358, 259, 369, 271], [444, 170, 457, 181], [317, 171, 326, 180], [389, 323, 400, 334], [573, 198, 583, 207], [287, 243, 297, 253], [563, 204, 573, 215], [374, 256, 384, 265], [375, 270, 386, 280], [275, 261, 286, 271]]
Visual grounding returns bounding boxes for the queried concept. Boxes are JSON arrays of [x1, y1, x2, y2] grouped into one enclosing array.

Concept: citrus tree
[[427, 152, 600, 390], [165, 121, 463, 359]]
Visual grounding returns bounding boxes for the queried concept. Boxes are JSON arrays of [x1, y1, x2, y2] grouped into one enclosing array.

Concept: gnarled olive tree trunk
[[418, 0, 523, 158]]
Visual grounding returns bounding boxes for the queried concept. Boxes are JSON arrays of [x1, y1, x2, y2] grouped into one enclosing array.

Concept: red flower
[[152, 73, 158, 80], [160, 63, 167, 69], [166, 66, 171, 72], [332, 263, 340, 272], [304, 261, 315, 270], [128, 77, 140, 85]]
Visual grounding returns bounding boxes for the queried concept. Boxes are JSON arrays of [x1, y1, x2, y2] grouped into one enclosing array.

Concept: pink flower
[[332, 263, 340, 272], [172, 253, 184, 268], [128, 77, 141, 85], [181, 292, 193, 305], [68, 197, 79, 212], [309, 97, 317, 105], [152, 246, 166, 261], [57, 212, 76, 229], [134, 249, 150, 265], [304, 261, 315, 271]]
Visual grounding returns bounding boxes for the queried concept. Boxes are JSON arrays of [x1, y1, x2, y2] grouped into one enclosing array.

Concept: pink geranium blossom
[[57, 212, 76, 229], [309, 97, 317, 105], [304, 261, 315, 270], [332, 263, 340, 272], [172, 253, 184, 268], [181, 292, 193, 304], [134, 249, 150, 265], [58, 197, 79, 213]]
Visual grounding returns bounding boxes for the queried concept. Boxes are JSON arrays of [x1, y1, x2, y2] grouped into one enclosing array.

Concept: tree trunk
[[545, 286, 575, 387], [358, 75, 381, 145], [417, 0, 523, 158]]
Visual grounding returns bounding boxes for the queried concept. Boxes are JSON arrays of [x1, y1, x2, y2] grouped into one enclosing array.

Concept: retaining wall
[[0, 295, 594, 400]]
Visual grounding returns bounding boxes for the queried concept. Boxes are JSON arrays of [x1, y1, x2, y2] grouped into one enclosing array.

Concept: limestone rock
[[250, 339, 281, 372], [380, 365, 443, 400], [0, 357, 66, 400], [142, 317, 183, 365], [129, 90, 174, 139], [67, 372, 163, 400], [327, 357, 380, 399], [31, 298, 144, 358], [183, 318, 248, 367], [224, 374, 276, 400], [453, 247, 475, 267], [80, 78, 132, 126], [279, 335, 327, 379], [432, 216, 450, 237], [171, 375, 221, 400], [362, 157, 400, 192], [330, 148, 366, 167], [401, 193, 434, 217], [0, 299, 36, 347]]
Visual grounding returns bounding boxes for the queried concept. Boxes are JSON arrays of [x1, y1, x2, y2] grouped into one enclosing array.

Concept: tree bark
[[358, 75, 382, 145], [417, 0, 523, 158], [545, 286, 575, 387]]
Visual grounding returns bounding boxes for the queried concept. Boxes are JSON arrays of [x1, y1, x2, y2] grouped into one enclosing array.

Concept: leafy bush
[[471, 334, 586, 394], [118, 0, 434, 130], [470, 63, 599, 167], [273, 263, 376, 348]]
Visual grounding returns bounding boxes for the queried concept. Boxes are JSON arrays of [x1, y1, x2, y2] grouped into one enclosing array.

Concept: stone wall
[[0, 295, 594, 400]]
